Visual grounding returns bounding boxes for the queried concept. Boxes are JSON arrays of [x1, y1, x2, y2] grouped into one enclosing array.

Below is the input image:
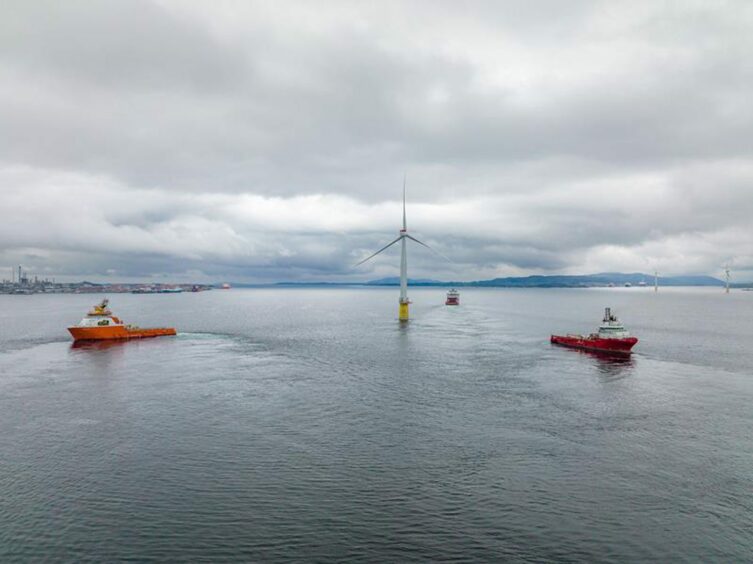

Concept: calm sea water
[[1, 287, 752, 562]]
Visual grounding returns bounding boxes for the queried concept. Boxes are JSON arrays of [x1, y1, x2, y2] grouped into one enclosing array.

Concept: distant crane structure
[[5, 265, 31, 286], [354, 177, 450, 321]]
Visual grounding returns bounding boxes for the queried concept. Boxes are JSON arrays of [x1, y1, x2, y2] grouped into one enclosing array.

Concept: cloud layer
[[2, 0, 752, 282]]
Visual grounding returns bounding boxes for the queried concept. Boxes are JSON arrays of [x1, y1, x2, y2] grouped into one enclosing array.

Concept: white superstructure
[[597, 308, 631, 339]]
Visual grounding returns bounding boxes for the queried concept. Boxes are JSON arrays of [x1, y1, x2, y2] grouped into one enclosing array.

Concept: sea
[[1, 287, 752, 562]]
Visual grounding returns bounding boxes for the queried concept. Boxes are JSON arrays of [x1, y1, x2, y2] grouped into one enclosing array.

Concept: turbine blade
[[353, 235, 403, 267], [405, 234, 453, 264], [402, 173, 407, 231]]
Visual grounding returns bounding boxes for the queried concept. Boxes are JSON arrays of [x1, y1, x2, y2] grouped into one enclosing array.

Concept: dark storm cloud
[[1, 1, 752, 281]]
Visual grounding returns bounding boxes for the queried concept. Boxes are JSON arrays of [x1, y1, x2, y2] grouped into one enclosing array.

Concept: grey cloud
[[1, 1, 752, 281]]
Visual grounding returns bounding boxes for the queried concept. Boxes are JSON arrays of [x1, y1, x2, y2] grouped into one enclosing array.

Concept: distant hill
[[234, 272, 727, 288], [367, 277, 443, 285], [365, 273, 724, 288]]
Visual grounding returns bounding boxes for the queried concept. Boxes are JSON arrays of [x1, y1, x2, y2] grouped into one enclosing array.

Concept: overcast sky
[[2, 0, 752, 282]]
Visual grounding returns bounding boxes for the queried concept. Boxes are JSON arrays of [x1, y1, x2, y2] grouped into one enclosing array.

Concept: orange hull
[[68, 325, 176, 342]]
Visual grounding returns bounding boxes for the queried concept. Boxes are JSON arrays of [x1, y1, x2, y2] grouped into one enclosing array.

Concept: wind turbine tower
[[654, 270, 659, 293], [355, 178, 449, 321], [725, 265, 731, 294]]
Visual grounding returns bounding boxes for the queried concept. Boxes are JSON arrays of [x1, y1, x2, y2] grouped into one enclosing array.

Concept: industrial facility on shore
[[1, 266, 214, 295]]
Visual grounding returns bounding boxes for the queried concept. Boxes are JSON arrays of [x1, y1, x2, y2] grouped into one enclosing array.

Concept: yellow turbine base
[[399, 302, 410, 321]]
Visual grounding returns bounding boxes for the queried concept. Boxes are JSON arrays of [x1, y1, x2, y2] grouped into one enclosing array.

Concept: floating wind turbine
[[354, 177, 450, 321]]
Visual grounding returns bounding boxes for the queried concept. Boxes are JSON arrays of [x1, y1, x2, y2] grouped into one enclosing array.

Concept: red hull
[[445, 298, 459, 305], [550, 334, 638, 355]]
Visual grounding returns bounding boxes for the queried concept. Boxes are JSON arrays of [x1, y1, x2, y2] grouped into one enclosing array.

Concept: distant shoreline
[[3, 271, 751, 294], [0, 282, 214, 295], [3, 284, 752, 295]]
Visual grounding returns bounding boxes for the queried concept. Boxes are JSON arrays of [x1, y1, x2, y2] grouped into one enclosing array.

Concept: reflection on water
[[70, 336, 181, 354], [552, 344, 636, 379], [587, 349, 635, 379], [68, 338, 131, 371], [70, 339, 132, 351]]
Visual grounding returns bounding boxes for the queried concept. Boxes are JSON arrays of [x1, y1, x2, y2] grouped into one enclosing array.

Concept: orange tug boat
[[68, 299, 176, 342]]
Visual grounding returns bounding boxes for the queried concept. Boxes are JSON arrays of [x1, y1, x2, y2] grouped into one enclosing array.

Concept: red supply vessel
[[445, 289, 460, 306], [551, 308, 638, 355]]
